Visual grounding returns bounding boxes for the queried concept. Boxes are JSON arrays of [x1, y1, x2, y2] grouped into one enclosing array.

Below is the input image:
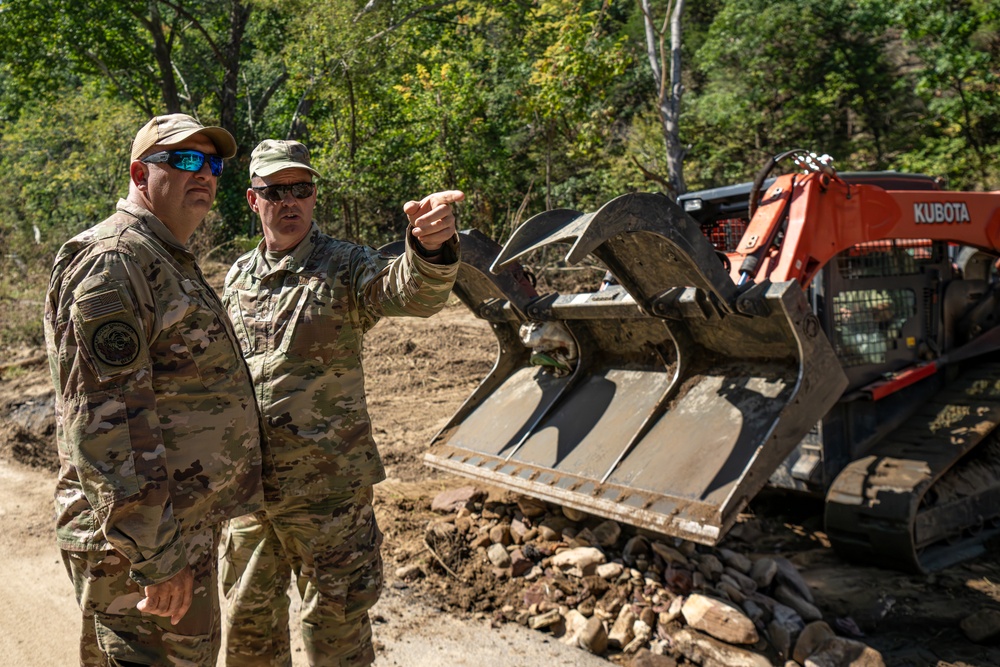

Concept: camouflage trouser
[[62, 525, 222, 667], [221, 486, 384, 667]]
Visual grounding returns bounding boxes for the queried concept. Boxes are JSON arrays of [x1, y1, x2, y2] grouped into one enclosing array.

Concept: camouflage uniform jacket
[[43, 199, 267, 587], [222, 223, 459, 497]]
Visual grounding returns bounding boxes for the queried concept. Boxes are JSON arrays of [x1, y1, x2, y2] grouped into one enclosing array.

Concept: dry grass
[[0, 259, 47, 349]]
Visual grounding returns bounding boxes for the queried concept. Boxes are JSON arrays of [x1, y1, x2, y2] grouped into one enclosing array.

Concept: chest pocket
[[175, 279, 242, 390], [277, 276, 349, 364], [222, 285, 255, 357]]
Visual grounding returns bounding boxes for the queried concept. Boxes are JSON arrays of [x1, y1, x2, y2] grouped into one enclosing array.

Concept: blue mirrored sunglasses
[[142, 149, 224, 176]]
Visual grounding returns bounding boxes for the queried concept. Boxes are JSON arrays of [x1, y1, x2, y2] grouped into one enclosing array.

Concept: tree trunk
[[147, 1, 180, 112], [220, 1, 250, 140], [640, 0, 686, 198], [664, 0, 685, 197]]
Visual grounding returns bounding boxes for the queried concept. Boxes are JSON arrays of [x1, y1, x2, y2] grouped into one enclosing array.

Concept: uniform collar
[[253, 223, 321, 275], [116, 198, 191, 255]]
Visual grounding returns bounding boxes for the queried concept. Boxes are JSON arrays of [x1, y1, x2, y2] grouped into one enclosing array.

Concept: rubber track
[[825, 361, 1000, 573]]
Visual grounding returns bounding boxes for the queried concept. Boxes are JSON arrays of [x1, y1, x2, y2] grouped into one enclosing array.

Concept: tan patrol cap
[[249, 139, 323, 180], [130, 113, 237, 161]]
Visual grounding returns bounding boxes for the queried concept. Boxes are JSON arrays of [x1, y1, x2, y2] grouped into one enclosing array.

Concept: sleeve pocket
[[65, 389, 140, 510]]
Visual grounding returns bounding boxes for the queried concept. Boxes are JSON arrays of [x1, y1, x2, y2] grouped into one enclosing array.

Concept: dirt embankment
[[2, 286, 999, 666]]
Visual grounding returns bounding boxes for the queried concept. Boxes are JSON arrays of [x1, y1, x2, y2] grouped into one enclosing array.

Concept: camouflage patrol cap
[[131, 114, 237, 161], [249, 140, 323, 180]]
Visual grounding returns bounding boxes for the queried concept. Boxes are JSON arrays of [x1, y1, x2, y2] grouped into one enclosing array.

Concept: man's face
[[138, 135, 220, 231], [247, 167, 317, 252]]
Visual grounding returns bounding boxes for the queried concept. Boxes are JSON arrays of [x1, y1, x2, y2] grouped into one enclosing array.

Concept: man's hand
[[136, 565, 194, 625], [404, 190, 465, 252]]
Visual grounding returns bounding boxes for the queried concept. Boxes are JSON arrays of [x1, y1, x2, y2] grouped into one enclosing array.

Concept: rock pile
[[402, 486, 885, 667]]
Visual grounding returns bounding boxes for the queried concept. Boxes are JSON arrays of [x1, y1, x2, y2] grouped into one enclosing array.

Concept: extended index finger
[[418, 190, 465, 209]]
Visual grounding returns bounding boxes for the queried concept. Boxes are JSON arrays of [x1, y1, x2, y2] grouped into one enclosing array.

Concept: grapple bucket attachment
[[429, 195, 847, 544]]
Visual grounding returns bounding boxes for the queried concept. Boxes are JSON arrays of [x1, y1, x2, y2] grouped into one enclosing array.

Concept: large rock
[[724, 567, 758, 595], [624, 619, 653, 654], [431, 486, 484, 513], [718, 547, 753, 574], [774, 583, 823, 622], [671, 628, 773, 667], [596, 562, 625, 580], [774, 557, 815, 604], [609, 605, 637, 649], [516, 495, 549, 518], [651, 541, 690, 567], [628, 648, 678, 666], [622, 535, 651, 566], [750, 557, 778, 588], [579, 616, 609, 655], [696, 554, 725, 581], [717, 579, 746, 604], [529, 608, 563, 630], [773, 603, 806, 635], [550, 546, 606, 577], [538, 515, 573, 539], [487, 543, 512, 568], [767, 618, 792, 661], [572, 527, 599, 547], [960, 608, 1000, 643], [562, 505, 589, 521], [509, 517, 530, 544], [793, 622, 836, 664], [664, 567, 694, 595], [560, 609, 590, 646], [593, 519, 622, 547], [510, 549, 533, 577], [681, 593, 759, 645], [660, 595, 685, 624], [804, 637, 886, 667], [489, 523, 511, 546], [741, 599, 765, 625]]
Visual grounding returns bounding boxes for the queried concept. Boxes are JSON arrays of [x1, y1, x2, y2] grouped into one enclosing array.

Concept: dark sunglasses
[[251, 182, 316, 202], [142, 149, 224, 177]]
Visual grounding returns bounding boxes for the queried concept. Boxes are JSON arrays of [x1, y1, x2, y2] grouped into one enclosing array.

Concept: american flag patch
[[77, 290, 126, 321]]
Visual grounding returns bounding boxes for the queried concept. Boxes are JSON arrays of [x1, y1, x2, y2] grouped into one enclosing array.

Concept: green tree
[[0, 86, 142, 262], [685, 0, 905, 185], [889, 0, 1000, 189], [638, 0, 687, 197]]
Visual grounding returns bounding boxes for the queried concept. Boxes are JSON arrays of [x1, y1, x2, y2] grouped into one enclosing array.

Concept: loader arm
[[737, 173, 1000, 287]]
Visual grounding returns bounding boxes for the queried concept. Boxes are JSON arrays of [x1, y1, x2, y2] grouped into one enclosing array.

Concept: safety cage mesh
[[700, 218, 748, 253], [831, 289, 917, 366]]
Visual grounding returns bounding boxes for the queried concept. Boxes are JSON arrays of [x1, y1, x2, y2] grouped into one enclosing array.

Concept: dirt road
[[0, 459, 611, 667], [2, 300, 999, 666]]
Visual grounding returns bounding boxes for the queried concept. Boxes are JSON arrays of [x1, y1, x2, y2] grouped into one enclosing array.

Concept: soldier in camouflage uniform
[[220, 139, 461, 667], [43, 114, 270, 666]]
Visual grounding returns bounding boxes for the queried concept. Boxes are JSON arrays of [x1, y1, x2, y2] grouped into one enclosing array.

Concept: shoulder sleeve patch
[[91, 321, 141, 367], [77, 290, 126, 321], [72, 282, 148, 383]]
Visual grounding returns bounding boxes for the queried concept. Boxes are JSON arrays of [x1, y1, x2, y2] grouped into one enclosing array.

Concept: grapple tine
[[492, 209, 593, 273], [572, 193, 738, 316]]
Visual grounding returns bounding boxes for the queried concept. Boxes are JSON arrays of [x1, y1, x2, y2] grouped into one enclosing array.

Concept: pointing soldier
[[43, 114, 270, 666], [220, 139, 461, 666]]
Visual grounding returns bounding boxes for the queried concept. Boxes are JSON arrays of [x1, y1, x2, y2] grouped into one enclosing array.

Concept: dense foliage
[[0, 0, 997, 264]]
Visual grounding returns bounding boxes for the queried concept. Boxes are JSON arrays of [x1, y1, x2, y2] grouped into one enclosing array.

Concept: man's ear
[[129, 161, 148, 190], [246, 188, 259, 213]]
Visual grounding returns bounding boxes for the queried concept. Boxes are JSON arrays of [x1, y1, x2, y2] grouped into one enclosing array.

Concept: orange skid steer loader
[[423, 150, 1000, 572]]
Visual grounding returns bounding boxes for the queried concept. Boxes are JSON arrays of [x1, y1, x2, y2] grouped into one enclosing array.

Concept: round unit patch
[[93, 321, 141, 367]]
